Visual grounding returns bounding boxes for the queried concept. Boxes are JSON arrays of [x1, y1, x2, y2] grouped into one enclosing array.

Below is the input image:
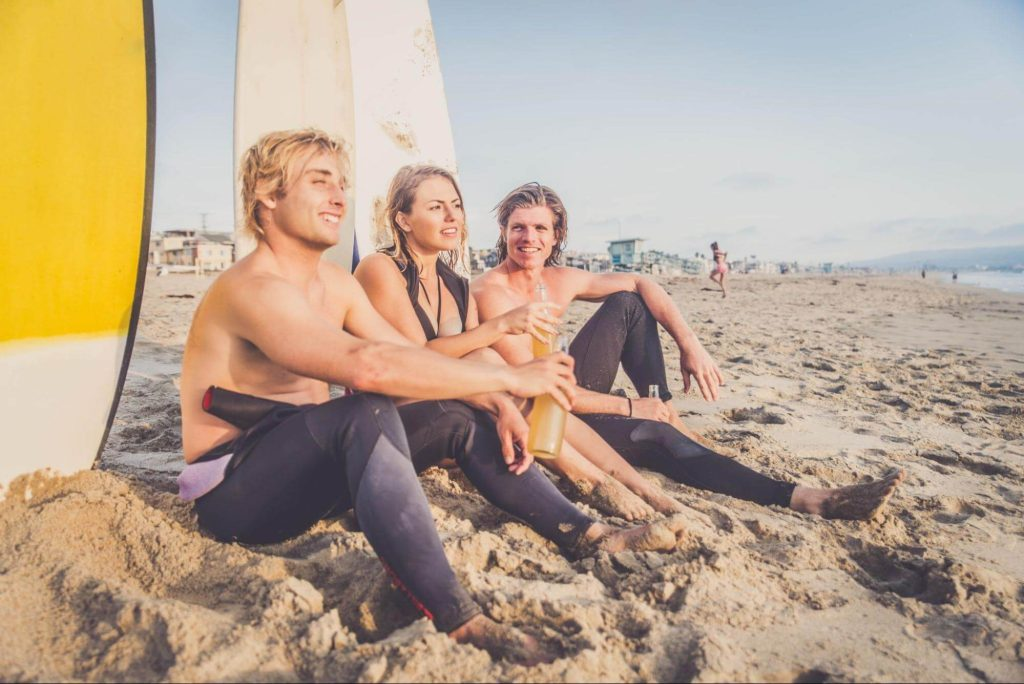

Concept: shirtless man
[[473, 182, 903, 521], [179, 132, 688, 663]]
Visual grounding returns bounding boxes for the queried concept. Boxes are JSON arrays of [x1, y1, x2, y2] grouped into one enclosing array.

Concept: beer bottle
[[527, 283, 567, 459]]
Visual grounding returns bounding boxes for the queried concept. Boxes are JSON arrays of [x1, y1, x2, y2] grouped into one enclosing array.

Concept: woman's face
[[398, 176, 464, 256]]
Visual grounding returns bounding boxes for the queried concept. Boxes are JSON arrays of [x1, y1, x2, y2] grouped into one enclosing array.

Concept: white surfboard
[[233, 0, 458, 269], [0, 0, 155, 493]]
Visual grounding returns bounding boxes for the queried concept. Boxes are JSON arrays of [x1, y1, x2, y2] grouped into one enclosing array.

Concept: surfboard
[[233, 0, 358, 268], [0, 0, 155, 492], [233, 0, 458, 270]]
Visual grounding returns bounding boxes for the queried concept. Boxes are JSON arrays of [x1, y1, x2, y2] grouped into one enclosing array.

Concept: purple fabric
[[177, 453, 232, 502]]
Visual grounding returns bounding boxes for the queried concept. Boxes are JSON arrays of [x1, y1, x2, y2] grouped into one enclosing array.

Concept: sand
[[1, 271, 1022, 682]]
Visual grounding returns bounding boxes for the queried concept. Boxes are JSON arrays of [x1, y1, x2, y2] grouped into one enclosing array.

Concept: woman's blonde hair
[[381, 164, 466, 272], [239, 128, 349, 240]]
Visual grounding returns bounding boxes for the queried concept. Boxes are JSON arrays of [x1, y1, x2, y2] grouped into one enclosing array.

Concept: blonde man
[[473, 183, 903, 521], [178, 130, 585, 661]]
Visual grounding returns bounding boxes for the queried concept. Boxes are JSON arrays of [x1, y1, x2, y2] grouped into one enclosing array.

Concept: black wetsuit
[[192, 393, 482, 632], [569, 292, 796, 508]]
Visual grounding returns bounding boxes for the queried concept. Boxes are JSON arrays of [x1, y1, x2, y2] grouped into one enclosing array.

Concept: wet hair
[[381, 164, 466, 272], [239, 128, 349, 240], [493, 182, 568, 267]]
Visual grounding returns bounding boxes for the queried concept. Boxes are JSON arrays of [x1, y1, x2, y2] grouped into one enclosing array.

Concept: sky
[[152, 0, 1024, 263]]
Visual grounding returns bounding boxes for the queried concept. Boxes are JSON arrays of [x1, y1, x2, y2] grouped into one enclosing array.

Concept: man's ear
[[257, 193, 277, 211]]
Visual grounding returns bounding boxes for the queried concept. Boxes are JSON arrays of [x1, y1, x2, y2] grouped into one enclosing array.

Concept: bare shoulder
[[352, 252, 405, 289], [546, 265, 589, 285], [469, 265, 504, 293], [470, 270, 518, 319]]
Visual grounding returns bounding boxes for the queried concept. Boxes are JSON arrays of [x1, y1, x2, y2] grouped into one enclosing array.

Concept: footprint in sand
[[847, 544, 961, 605], [725, 407, 786, 425], [919, 451, 1015, 478], [880, 395, 913, 411]]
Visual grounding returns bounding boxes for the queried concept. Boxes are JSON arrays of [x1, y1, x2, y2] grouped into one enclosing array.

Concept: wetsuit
[[569, 291, 796, 507], [190, 387, 595, 634], [190, 393, 482, 633]]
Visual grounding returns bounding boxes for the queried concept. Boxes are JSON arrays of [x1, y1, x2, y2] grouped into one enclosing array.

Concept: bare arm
[[354, 255, 557, 359], [476, 281, 633, 415], [225, 272, 576, 404]]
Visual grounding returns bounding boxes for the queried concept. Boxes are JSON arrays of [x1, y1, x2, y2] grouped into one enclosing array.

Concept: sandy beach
[[2, 271, 1022, 682]]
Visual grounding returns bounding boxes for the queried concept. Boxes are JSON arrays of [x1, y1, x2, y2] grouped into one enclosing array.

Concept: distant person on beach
[[472, 182, 904, 522], [922, 268, 926, 279], [709, 241, 728, 297], [953, 271, 958, 283], [177, 130, 686, 664]]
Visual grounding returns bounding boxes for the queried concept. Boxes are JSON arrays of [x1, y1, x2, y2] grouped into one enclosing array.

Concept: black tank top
[[394, 258, 469, 341]]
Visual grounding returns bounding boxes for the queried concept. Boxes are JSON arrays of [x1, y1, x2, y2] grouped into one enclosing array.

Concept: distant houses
[[466, 237, 833, 277], [149, 230, 234, 274]]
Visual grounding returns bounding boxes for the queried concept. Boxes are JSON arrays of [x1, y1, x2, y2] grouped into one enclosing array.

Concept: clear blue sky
[[152, 0, 1024, 263]]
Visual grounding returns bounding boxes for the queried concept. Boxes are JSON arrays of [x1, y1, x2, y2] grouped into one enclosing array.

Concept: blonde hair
[[494, 182, 568, 267], [381, 164, 466, 271], [239, 128, 350, 240]]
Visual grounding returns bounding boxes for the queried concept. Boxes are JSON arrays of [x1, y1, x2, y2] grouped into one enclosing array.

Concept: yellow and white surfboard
[[0, 0, 155, 491]]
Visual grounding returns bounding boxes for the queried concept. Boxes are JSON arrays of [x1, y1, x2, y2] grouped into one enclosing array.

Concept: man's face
[[503, 205, 557, 269], [264, 149, 346, 249]]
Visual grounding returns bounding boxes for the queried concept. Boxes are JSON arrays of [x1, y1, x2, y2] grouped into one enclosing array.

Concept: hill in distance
[[849, 245, 1024, 271]]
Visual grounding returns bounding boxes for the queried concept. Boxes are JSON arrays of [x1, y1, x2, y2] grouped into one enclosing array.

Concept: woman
[[710, 241, 728, 297], [355, 165, 684, 520], [358, 166, 904, 523]]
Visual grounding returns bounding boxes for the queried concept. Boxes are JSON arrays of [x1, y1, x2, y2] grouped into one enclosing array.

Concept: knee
[[432, 402, 500, 463], [604, 291, 649, 318], [315, 393, 405, 451]]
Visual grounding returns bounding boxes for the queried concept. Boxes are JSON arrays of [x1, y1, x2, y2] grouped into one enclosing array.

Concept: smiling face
[[397, 175, 464, 257], [502, 205, 557, 270], [259, 148, 347, 249]]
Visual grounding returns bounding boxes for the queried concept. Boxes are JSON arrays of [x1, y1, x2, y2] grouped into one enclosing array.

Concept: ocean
[[949, 271, 1024, 294]]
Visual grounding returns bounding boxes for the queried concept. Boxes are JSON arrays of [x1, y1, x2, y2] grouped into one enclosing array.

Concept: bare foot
[[792, 468, 905, 521], [581, 515, 689, 555], [449, 614, 556, 666], [566, 476, 656, 521], [635, 484, 685, 515]]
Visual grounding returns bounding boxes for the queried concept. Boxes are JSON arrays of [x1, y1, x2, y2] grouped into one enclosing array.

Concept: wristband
[[627, 397, 633, 417]]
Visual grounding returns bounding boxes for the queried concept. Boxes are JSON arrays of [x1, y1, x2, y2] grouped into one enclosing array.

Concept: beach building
[[469, 247, 500, 274], [565, 251, 611, 272], [608, 238, 645, 270], [149, 230, 235, 273]]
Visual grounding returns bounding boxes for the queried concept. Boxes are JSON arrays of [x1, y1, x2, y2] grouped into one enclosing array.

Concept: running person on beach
[[472, 182, 904, 521], [178, 131, 686, 663], [355, 165, 684, 520], [710, 241, 728, 297]]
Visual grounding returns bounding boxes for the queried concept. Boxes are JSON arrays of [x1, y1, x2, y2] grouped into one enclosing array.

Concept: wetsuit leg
[[399, 400, 594, 549], [569, 291, 673, 400], [194, 393, 481, 633], [578, 414, 796, 508]]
